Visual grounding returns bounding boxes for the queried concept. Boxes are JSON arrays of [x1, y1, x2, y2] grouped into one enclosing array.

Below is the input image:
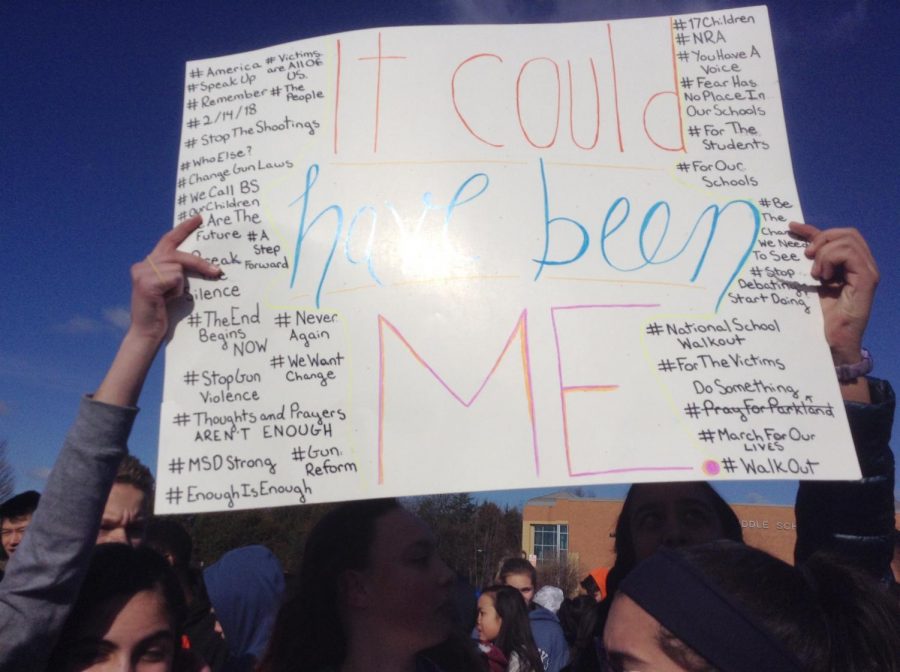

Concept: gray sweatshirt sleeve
[[0, 396, 137, 672]]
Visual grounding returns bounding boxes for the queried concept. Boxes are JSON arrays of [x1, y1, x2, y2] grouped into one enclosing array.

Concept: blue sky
[[1, 0, 897, 509]]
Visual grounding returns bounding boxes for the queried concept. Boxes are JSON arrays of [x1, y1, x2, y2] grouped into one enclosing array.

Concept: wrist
[[830, 341, 864, 367], [834, 347, 872, 383], [120, 328, 166, 360], [124, 323, 167, 346]]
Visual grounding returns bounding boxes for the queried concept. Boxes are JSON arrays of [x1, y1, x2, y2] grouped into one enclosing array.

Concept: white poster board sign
[[156, 6, 858, 514]]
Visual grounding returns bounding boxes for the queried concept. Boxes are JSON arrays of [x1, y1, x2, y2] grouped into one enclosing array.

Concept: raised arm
[[789, 222, 895, 580], [0, 216, 220, 671], [789, 222, 878, 403]]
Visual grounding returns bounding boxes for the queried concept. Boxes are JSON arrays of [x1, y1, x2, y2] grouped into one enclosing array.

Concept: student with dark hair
[[0, 216, 221, 672], [497, 557, 570, 672], [596, 481, 743, 629], [556, 595, 597, 671], [570, 482, 744, 671], [0, 490, 40, 560], [98, 454, 155, 547], [48, 543, 191, 672], [145, 517, 194, 570], [603, 541, 900, 672], [477, 585, 545, 672], [145, 517, 228, 672], [259, 498, 482, 672], [612, 483, 742, 573]]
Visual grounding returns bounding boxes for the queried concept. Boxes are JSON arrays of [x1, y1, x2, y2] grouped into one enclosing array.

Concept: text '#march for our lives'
[[156, 7, 858, 515]]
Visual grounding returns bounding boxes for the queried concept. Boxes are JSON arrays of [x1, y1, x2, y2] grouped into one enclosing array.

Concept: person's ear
[[339, 569, 372, 608]]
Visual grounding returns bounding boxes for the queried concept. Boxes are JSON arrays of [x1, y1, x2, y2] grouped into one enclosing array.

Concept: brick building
[[522, 490, 900, 583]]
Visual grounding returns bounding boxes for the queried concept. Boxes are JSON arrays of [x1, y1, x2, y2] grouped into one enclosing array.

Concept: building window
[[532, 523, 568, 564]]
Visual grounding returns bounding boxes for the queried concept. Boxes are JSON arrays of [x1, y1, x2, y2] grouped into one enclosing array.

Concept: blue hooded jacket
[[529, 604, 570, 672], [203, 545, 286, 672]]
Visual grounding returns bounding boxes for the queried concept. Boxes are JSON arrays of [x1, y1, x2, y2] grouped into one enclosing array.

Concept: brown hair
[[115, 455, 155, 498], [497, 556, 537, 588]]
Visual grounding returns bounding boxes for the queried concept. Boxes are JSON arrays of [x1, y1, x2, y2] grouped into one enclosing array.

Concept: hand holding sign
[[132, 215, 223, 343], [95, 217, 222, 408], [790, 222, 878, 403]]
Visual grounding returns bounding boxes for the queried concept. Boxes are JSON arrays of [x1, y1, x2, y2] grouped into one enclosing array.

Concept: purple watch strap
[[835, 347, 873, 382]]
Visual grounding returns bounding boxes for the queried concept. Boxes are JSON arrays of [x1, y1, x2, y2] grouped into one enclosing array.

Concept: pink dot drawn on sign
[[702, 460, 721, 476]]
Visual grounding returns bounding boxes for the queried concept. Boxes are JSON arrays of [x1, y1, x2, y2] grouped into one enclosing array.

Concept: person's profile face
[[1, 513, 32, 556], [359, 508, 455, 651], [97, 484, 148, 547], [60, 589, 175, 672], [502, 572, 535, 606], [602, 594, 692, 672], [476, 593, 502, 642], [628, 483, 725, 562]]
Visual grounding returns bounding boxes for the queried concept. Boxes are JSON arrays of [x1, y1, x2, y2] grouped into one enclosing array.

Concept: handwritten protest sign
[[156, 6, 859, 514]]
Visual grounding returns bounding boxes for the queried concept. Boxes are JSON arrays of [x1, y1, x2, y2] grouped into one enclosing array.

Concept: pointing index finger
[[788, 221, 820, 240], [788, 221, 822, 259], [153, 215, 204, 255]]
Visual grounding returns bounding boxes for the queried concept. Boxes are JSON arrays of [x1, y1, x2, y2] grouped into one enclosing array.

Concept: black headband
[[618, 548, 804, 672]]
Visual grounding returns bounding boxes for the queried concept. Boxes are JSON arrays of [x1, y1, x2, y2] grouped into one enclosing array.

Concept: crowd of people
[[0, 216, 897, 672]]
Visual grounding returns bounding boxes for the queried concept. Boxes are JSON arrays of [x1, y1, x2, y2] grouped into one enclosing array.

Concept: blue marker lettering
[[533, 158, 590, 280], [344, 205, 382, 286], [445, 173, 489, 251], [289, 164, 343, 308]]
